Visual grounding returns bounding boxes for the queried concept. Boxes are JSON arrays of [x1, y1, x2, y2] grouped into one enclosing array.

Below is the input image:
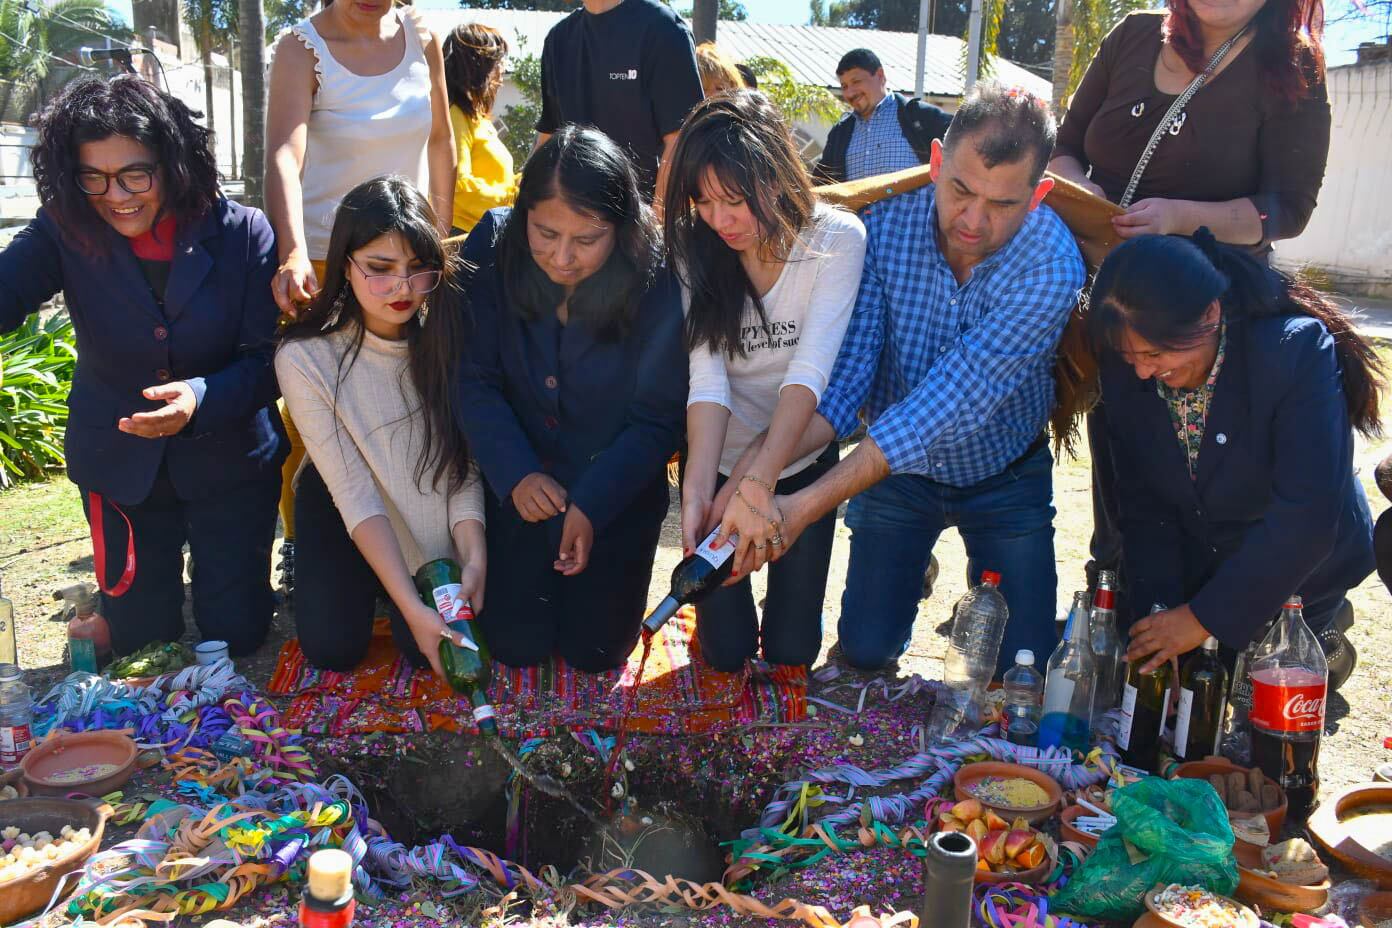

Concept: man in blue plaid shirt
[[755, 84, 1085, 676]]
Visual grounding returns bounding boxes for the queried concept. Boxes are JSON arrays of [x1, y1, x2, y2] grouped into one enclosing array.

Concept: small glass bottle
[[298, 848, 355, 928]]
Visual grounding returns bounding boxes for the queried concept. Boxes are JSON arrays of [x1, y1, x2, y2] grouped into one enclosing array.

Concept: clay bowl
[[953, 761, 1062, 825], [1230, 841, 1330, 913], [1059, 804, 1104, 849], [0, 797, 113, 926], [1358, 891, 1392, 927], [1144, 887, 1260, 928], [1173, 758, 1287, 838], [973, 834, 1058, 886], [21, 730, 137, 797], [0, 766, 29, 799], [1308, 783, 1392, 888]]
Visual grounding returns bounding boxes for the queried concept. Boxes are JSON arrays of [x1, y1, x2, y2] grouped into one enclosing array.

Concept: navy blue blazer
[[455, 208, 687, 535], [0, 198, 286, 505], [1099, 314, 1375, 648]]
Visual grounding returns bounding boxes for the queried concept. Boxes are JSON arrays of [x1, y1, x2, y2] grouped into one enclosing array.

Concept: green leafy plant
[[0, 313, 76, 487], [497, 34, 542, 168], [743, 55, 844, 127]]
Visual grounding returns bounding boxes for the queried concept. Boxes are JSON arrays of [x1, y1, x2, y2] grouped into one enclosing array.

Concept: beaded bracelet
[[740, 474, 775, 494]]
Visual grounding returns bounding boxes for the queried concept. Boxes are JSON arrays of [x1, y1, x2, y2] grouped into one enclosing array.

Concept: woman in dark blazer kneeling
[[1090, 231, 1380, 690], [456, 125, 687, 672], [0, 76, 286, 656]]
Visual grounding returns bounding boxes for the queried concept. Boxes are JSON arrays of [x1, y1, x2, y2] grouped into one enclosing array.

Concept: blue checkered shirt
[[817, 186, 1086, 486], [845, 94, 921, 181]]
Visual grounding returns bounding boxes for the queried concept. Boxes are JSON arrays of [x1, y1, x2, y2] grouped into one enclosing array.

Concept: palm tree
[[238, 0, 266, 206], [182, 0, 237, 132], [1049, 0, 1154, 110], [0, 0, 126, 85]]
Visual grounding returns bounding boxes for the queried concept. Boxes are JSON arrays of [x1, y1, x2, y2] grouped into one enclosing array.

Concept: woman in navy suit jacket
[[0, 76, 285, 657], [456, 125, 688, 672], [1090, 232, 1380, 690]]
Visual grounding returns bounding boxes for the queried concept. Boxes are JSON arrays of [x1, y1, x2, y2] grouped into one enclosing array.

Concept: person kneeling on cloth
[[0, 76, 286, 657], [1088, 232, 1379, 689]]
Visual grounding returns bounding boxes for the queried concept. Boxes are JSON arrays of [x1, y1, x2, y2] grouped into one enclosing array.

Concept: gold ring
[[753, 542, 766, 550]]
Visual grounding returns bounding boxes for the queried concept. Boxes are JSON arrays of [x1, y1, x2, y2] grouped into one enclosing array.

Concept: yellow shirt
[[449, 105, 519, 234]]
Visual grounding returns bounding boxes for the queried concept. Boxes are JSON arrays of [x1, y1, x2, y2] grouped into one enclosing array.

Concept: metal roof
[[415, 8, 1051, 100]]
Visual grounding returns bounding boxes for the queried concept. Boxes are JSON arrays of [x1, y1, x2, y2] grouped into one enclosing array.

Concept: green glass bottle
[[414, 559, 496, 735]]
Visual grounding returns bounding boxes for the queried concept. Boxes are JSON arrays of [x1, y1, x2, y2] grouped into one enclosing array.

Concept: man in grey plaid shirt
[[754, 83, 1086, 676]]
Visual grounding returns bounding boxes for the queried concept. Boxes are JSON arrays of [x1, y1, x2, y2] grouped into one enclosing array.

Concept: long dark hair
[[497, 124, 659, 340], [1089, 230, 1384, 436], [279, 176, 472, 493], [30, 74, 219, 257], [443, 23, 507, 119], [664, 90, 816, 358], [1165, 0, 1324, 104]]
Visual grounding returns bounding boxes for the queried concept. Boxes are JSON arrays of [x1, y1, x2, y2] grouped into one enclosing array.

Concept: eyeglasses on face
[[74, 165, 157, 196], [348, 255, 443, 296]]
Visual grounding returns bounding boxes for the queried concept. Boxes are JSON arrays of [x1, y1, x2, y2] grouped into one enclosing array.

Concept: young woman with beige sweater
[[276, 177, 484, 680]]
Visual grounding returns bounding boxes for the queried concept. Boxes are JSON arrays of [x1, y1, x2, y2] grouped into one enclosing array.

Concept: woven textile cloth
[[268, 607, 806, 739]]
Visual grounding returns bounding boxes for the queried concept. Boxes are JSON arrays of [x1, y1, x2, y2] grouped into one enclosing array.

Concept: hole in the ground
[[310, 732, 739, 885]]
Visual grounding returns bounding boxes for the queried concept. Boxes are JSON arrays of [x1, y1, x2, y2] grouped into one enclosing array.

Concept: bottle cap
[[1202, 636, 1219, 651], [306, 848, 353, 904], [1015, 650, 1034, 666], [1283, 595, 1303, 610], [980, 570, 1002, 586]]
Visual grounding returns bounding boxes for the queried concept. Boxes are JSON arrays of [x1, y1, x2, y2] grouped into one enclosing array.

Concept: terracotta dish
[[0, 797, 113, 925], [1358, 891, 1392, 927], [1059, 804, 1104, 849], [1173, 758, 1287, 838], [974, 834, 1058, 886], [1144, 887, 1260, 928], [953, 761, 1062, 825], [21, 730, 138, 796], [1230, 841, 1330, 913], [1308, 783, 1392, 888]]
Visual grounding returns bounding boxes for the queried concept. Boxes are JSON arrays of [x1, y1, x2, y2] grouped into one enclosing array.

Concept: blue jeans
[[837, 444, 1058, 678]]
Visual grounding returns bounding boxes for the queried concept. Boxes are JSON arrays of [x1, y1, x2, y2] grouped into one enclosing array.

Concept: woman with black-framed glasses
[[275, 176, 486, 677], [0, 75, 286, 658]]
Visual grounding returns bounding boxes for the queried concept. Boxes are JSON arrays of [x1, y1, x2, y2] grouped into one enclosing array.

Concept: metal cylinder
[[919, 831, 976, 928]]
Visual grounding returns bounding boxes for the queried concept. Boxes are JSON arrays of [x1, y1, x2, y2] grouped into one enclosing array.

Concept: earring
[[417, 300, 430, 325]]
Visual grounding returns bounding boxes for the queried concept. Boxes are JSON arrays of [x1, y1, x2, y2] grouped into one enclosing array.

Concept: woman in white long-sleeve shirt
[[276, 177, 484, 680], [665, 91, 866, 671]]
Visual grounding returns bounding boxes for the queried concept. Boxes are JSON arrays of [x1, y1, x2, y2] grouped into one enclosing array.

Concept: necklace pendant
[[1168, 111, 1187, 136], [1130, 101, 1146, 118]]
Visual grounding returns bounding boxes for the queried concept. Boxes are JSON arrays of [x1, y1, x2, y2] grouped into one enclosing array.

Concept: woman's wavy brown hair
[[1164, 0, 1325, 105], [443, 23, 508, 119]]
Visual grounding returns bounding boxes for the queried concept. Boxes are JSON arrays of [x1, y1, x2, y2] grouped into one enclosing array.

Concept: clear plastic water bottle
[[0, 663, 33, 767], [926, 571, 1009, 744], [1221, 626, 1266, 766], [1089, 570, 1125, 720], [1002, 650, 1044, 746]]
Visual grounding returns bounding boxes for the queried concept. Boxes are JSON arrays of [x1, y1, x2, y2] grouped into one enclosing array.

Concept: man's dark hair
[[836, 48, 882, 77], [943, 81, 1056, 183]]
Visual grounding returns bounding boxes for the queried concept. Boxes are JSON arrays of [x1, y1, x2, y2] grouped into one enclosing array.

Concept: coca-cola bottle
[[1249, 596, 1328, 823]]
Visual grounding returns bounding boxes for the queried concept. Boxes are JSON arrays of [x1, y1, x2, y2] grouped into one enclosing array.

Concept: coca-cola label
[[1250, 674, 1326, 733]]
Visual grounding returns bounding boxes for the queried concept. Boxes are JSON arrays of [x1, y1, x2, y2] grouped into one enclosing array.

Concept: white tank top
[[290, 5, 433, 260]]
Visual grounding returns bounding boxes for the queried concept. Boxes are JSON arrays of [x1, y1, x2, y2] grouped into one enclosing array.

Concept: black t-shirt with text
[[537, 0, 704, 195]]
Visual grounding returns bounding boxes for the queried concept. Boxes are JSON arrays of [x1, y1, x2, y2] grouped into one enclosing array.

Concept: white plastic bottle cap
[[1015, 650, 1034, 666]]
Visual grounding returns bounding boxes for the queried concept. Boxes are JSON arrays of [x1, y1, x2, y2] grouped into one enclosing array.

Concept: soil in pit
[[308, 730, 738, 890]]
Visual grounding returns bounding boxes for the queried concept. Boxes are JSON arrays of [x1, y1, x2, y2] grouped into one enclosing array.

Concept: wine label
[[694, 528, 737, 568], [1174, 687, 1195, 758], [1043, 674, 1074, 715], [1117, 683, 1138, 750], [431, 583, 468, 622], [473, 704, 496, 723], [1250, 672, 1326, 733], [0, 722, 31, 764]]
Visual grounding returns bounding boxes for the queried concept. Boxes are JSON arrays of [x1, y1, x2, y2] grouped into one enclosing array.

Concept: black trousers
[[694, 445, 840, 671], [478, 478, 668, 672], [292, 463, 427, 672], [82, 464, 279, 657]]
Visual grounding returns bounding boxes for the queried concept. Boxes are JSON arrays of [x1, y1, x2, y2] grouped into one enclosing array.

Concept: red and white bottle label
[[0, 722, 31, 764], [694, 529, 737, 568], [432, 584, 473, 622], [1250, 669, 1326, 733]]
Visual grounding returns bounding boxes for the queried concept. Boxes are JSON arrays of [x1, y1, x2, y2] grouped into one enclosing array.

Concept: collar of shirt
[[855, 92, 897, 125]]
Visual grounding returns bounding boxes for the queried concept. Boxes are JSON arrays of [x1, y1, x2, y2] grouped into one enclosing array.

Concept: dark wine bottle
[[414, 558, 497, 735], [1175, 636, 1228, 760], [641, 527, 738, 636], [1117, 604, 1172, 773]]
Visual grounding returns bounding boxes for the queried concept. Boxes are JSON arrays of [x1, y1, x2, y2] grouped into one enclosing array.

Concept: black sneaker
[[277, 540, 296, 598], [1316, 600, 1356, 692]]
